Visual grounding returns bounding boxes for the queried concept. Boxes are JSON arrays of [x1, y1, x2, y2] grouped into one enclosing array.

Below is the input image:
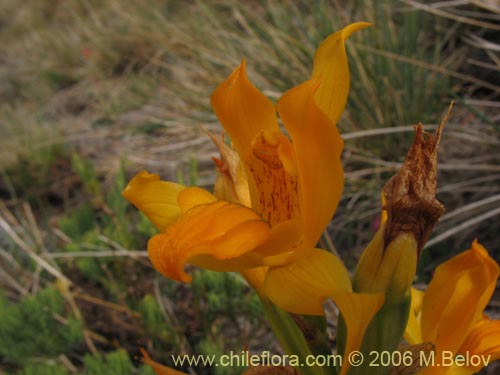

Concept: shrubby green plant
[[18, 350, 158, 375], [0, 287, 83, 363], [139, 294, 174, 348], [192, 270, 263, 327], [20, 362, 70, 375], [58, 156, 153, 288], [196, 337, 244, 375], [82, 349, 155, 375]]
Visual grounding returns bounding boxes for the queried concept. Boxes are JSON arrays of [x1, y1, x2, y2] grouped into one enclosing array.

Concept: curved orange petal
[[334, 291, 385, 375], [140, 349, 188, 375], [263, 249, 384, 375], [278, 80, 343, 248], [421, 241, 500, 354], [210, 59, 279, 163], [242, 266, 269, 295], [177, 186, 217, 212], [211, 61, 302, 232], [459, 317, 500, 362], [122, 171, 185, 231], [311, 22, 371, 125], [208, 132, 251, 206], [253, 217, 303, 260], [148, 200, 271, 282], [264, 249, 353, 315]]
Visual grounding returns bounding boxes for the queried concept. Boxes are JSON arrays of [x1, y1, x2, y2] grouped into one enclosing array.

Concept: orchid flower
[[123, 23, 371, 283], [124, 23, 387, 375], [405, 241, 500, 375]]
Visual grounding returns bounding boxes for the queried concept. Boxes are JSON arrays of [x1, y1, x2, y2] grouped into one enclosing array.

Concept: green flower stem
[[297, 315, 337, 375], [260, 297, 332, 375]]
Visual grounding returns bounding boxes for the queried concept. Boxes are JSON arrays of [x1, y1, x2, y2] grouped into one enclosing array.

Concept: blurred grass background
[[0, 0, 499, 374]]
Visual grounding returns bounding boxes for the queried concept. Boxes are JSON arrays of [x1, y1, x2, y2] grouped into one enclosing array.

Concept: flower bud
[[354, 111, 449, 298], [354, 224, 418, 299], [346, 107, 451, 375]]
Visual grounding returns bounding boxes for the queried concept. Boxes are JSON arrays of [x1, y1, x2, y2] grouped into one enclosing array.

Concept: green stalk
[[297, 315, 337, 375], [260, 297, 331, 375]]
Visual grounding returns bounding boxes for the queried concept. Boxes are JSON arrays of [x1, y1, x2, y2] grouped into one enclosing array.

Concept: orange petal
[[140, 349, 188, 375], [248, 130, 301, 226], [459, 317, 500, 362], [263, 249, 384, 375], [148, 200, 271, 282], [311, 22, 371, 125], [242, 266, 269, 295], [122, 171, 184, 231], [278, 80, 343, 248], [211, 61, 302, 228], [253, 217, 303, 260], [421, 240, 500, 354], [210, 59, 279, 162], [334, 291, 385, 375], [177, 186, 217, 212], [264, 249, 353, 315], [208, 132, 251, 206]]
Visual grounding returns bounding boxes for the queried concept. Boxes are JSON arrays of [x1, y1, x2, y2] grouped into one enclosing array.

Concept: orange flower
[[405, 240, 500, 375], [124, 23, 385, 375], [122, 22, 370, 283]]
